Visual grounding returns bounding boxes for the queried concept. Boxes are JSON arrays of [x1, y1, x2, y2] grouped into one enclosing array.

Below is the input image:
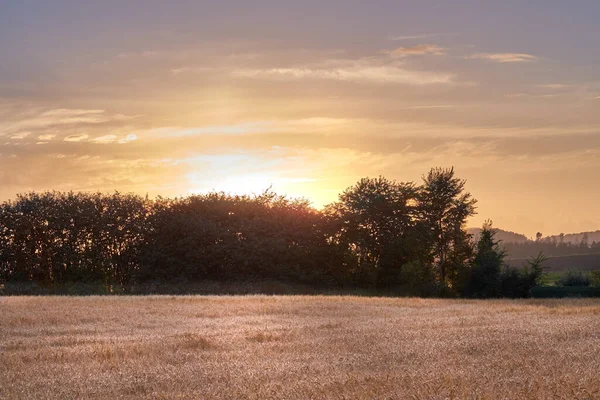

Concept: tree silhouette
[[0, 167, 552, 298], [325, 176, 418, 288], [418, 167, 477, 288], [468, 221, 504, 297]]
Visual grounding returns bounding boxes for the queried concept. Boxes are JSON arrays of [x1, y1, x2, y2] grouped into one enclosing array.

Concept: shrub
[[531, 286, 600, 298], [558, 271, 591, 287], [590, 271, 600, 287], [396, 261, 440, 297]]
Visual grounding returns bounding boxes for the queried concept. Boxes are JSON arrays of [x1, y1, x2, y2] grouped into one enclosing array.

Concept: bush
[[558, 271, 591, 287], [531, 286, 600, 298], [590, 271, 600, 287], [396, 261, 440, 297]]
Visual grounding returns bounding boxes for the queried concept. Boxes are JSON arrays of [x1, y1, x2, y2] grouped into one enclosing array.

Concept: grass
[[539, 270, 600, 286], [1, 296, 600, 399], [540, 271, 563, 286]]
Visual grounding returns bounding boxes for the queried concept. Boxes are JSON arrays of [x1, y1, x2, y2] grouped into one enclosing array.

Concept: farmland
[[1, 296, 599, 399]]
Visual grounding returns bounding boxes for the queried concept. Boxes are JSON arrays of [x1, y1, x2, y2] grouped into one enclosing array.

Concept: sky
[[1, 0, 599, 237]]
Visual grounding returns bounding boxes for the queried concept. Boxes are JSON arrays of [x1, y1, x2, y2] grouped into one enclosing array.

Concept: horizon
[[1, 1, 599, 237]]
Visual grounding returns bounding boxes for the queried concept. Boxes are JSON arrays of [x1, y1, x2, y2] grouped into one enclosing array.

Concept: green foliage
[[558, 270, 591, 287], [466, 226, 546, 298], [467, 222, 504, 297], [139, 190, 340, 285], [502, 236, 600, 259], [531, 286, 600, 298], [0, 191, 149, 291], [324, 176, 419, 288], [497, 252, 546, 298], [0, 167, 566, 298], [591, 271, 600, 287], [418, 167, 477, 289], [396, 261, 440, 297]]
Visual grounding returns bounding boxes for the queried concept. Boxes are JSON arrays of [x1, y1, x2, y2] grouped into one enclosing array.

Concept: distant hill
[[544, 231, 600, 244], [506, 253, 600, 272], [468, 228, 600, 245], [467, 228, 528, 244], [468, 227, 600, 260]]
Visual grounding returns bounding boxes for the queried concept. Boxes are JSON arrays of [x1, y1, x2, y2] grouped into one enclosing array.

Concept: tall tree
[[469, 221, 504, 298], [418, 167, 477, 288], [325, 177, 418, 287]]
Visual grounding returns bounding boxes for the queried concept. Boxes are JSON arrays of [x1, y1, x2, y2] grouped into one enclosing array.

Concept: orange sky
[[1, 1, 599, 237]]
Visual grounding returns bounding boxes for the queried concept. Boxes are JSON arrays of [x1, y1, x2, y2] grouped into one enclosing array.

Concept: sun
[[188, 173, 277, 197], [187, 172, 338, 208]]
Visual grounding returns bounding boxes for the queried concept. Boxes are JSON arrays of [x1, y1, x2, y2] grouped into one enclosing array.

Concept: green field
[[540, 272, 564, 286]]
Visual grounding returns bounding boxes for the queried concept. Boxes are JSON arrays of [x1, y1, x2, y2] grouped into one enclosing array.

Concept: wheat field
[[1, 296, 599, 399]]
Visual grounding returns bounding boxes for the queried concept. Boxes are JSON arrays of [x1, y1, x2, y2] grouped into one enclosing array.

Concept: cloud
[[469, 53, 537, 63], [170, 66, 214, 75], [0, 107, 113, 138], [41, 109, 105, 117], [0, 104, 142, 149], [389, 34, 439, 41], [233, 60, 454, 85], [64, 134, 89, 142], [92, 135, 118, 144], [117, 50, 162, 59], [38, 134, 56, 141], [386, 44, 445, 57], [537, 84, 572, 90], [91, 133, 137, 144], [405, 105, 457, 110], [118, 134, 138, 144], [9, 132, 30, 140]]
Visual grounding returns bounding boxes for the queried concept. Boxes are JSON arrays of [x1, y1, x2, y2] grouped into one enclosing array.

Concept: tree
[[325, 177, 418, 288], [418, 167, 477, 289], [468, 221, 503, 298], [536, 232, 543, 242]]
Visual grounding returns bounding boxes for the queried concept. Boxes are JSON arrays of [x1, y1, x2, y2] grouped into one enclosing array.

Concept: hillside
[[467, 228, 529, 243], [468, 227, 600, 259], [506, 253, 600, 272], [468, 228, 600, 245], [544, 231, 600, 244]]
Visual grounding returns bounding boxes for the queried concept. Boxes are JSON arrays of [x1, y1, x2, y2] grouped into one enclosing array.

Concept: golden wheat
[[1, 296, 599, 399]]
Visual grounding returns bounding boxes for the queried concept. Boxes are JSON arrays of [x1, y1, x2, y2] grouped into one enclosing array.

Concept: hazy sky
[[1, 1, 599, 236]]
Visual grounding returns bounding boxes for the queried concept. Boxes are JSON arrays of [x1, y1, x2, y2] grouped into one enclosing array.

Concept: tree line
[[502, 239, 600, 259], [0, 167, 544, 297]]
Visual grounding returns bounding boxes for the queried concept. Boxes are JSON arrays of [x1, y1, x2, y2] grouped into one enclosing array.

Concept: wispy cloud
[[0, 108, 119, 139], [389, 34, 439, 41], [118, 134, 138, 144], [469, 53, 537, 63], [92, 135, 118, 144], [90, 134, 138, 144], [233, 59, 454, 85], [385, 44, 445, 57], [537, 84, 572, 89], [41, 109, 105, 117], [151, 118, 351, 139], [38, 134, 56, 141], [170, 66, 214, 75], [9, 132, 30, 140], [405, 105, 456, 109], [64, 134, 89, 142]]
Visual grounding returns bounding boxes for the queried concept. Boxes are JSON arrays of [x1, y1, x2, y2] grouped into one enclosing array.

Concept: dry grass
[[1, 296, 600, 399]]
